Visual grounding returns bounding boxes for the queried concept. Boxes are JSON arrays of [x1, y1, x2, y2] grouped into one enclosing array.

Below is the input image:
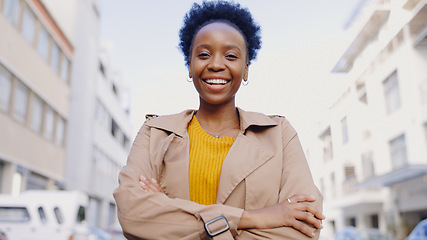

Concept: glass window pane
[[341, 117, 349, 144], [0, 207, 30, 222], [77, 206, 85, 223], [21, 5, 36, 45], [51, 43, 60, 73], [37, 207, 47, 224], [390, 134, 407, 169], [13, 81, 29, 123], [30, 95, 43, 133], [4, 0, 21, 27], [54, 207, 63, 224], [0, 65, 12, 112], [55, 117, 64, 147], [43, 107, 54, 141], [37, 26, 50, 61], [60, 56, 69, 83], [383, 71, 402, 114]]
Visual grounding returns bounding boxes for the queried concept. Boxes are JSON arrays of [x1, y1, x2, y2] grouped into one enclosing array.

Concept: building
[[0, 0, 132, 231], [0, 0, 72, 194], [313, 0, 427, 239], [68, 41, 132, 229]]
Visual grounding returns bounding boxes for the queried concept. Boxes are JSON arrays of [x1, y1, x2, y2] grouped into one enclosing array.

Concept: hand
[[139, 176, 164, 193], [239, 194, 325, 238]]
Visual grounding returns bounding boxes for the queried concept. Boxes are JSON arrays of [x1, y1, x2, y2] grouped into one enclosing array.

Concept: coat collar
[[145, 107, 278, 137]]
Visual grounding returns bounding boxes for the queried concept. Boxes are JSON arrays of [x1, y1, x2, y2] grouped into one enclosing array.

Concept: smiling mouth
[[203, 79, 230, 85]]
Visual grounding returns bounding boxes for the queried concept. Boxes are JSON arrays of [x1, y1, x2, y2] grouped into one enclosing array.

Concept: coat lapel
[[216, 109, 278, 204], [216, 134, 275, 204]]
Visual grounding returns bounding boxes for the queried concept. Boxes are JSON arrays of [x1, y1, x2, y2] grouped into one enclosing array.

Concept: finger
[[294, 202, 325, 220], [290, 219, 315, 238], [139, 176, 159, 192], [148, 178, 163, 192], [289, 194, 316, 203], [293, 210, 323, 229], [139, 180, 148, 191], [140, 175, 148, 182]]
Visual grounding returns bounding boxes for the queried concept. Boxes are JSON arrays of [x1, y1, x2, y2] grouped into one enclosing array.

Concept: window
[[0, 162, 4, 192], [357, 82, 367, 104], [13, 81, 29, 123], [0, 65, 12, 112], [344, 166, 355, 179], [54, 207, 63, 224], [26, 172, 47, 190], [43, 107, 54, 141], [108, 203, 116, 227], [77, 206, 85, 223], [123, 135, 129, 149], [37, 207, 47, 224], [390, 134, 408, 169], [51, 43, 60, 73], [341, 117, 349, 144], [425, 123, 427, 150], [0, 207, 30, 222], [111, 119, 118, 137], [21, 5, 36, 45], [319, 178, 325, 195], [330, 172, 336, 198], [99, 62, 105, 76], [347, 217, 356, 227], [37, 26, 50, 61], [4, 0, 21, 27], [362, 151, 375, 179], [60, 56, 70, 83], [30, 95, 43, 133], [55, 117, 65, 147], [370, 214, 379, 228], [383, 70, 402, 114], [320, 127, 333, 162], [112, 83, 118, 96]]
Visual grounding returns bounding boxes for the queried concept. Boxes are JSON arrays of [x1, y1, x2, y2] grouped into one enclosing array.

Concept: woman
[[114, 1, 324, 239]]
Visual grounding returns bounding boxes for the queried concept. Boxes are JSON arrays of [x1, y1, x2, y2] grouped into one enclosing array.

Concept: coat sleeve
[[113, 122, 244, 240], [236, 119, 323, 239]]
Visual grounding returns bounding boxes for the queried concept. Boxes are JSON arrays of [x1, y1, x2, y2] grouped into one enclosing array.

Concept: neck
[[195, 102, 240, 133]]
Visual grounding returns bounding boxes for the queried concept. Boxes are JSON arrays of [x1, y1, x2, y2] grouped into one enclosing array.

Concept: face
[[189, 22, 248, 107]]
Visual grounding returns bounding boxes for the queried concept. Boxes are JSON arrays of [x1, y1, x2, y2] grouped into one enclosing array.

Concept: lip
[[201, 77, 231, 92], [202, 77, 231, 86]]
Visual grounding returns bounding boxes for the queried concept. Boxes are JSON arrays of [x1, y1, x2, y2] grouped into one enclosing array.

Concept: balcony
[[357, 164, 427, 188], [332, 3, 390, 72], [407, 0, 427, 46]]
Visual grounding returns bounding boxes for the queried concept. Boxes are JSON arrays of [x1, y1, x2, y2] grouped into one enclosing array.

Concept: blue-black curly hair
[[179, 0, 262, 66]]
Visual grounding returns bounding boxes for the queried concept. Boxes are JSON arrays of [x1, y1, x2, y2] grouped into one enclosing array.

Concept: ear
[[188, 65, 193, 79], [243, 63, 249, 81]]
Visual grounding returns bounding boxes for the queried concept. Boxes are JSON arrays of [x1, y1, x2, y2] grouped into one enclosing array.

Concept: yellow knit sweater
[[188, 116, 235, 205]]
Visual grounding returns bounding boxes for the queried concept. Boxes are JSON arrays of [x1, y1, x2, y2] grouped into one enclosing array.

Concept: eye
[[226, 54, 238, 60], [197, 52, 210, 59]]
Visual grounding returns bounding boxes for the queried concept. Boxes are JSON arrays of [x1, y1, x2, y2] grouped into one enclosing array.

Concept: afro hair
[[179, 0, 262, 66]]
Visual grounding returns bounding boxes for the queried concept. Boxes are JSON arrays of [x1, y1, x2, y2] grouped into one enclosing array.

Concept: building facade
[[313, 0, 427, 239], [0, 0, 72, 194], [0, 0, 132, 231]]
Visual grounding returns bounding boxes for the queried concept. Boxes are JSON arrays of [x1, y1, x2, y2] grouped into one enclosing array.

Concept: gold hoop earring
[[242, 79, 249, 86]]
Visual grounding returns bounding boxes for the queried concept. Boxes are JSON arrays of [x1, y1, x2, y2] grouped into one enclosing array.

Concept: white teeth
[[205, 79, 228, 84]]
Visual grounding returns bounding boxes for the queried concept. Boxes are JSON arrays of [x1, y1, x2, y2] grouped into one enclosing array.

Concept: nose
[[207, 54, 225, 72]]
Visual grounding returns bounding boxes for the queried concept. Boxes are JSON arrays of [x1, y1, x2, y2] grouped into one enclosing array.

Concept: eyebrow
[[195, 44, 242, 52]]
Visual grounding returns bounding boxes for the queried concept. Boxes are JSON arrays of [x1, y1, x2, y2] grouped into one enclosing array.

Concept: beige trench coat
[[113, 108, 323, 240]]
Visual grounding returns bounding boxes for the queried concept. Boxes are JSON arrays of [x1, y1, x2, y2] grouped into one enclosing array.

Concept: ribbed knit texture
[[188, 116, 235, 205]]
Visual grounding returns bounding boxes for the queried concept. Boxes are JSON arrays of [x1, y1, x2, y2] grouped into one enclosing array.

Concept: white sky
[[99, 0, 358, 141]]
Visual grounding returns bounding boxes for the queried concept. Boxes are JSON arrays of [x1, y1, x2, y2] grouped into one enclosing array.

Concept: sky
[[99, 0, 358, 141]]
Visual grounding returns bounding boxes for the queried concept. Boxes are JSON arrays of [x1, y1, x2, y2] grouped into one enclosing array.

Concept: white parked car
[[0, 190, 93, 240]]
